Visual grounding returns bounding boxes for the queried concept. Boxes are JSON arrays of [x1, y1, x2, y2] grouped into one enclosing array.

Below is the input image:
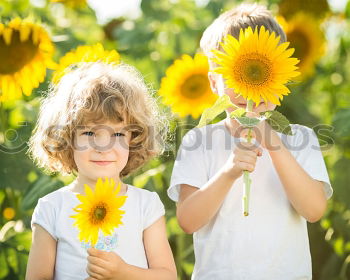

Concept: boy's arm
[[269, 134, 327, 222], [86, 217, 177, 280], [25, 224, 57, 280], [177, 142, 262, 234]]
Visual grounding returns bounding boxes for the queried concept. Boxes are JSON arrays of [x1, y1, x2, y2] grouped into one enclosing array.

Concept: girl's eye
[[113, 132, 125, 137], [82, 131, 94, 136]]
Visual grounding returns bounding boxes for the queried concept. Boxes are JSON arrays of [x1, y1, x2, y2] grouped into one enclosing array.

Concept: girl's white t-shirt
[[31, 184, 165, 280], [168, 121, 332, 280]]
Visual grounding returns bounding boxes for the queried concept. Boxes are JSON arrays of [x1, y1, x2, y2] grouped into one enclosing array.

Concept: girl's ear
[[208, 72, 218, 94]]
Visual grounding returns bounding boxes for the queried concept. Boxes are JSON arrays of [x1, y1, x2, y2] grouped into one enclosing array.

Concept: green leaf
[[235, 117, 261, 127], [166, 216, 183, 236], [21, 176, 63, 211], [182, 261, 194, 275], [261, 110, 293, 135], [332, 109, 350, 138], [0, 190, 5, 205], [197, 95, 235, 128], [0, 249, 9, 278], [132, 164, 166, 189], [230, 108, 246, 118], [7, 247, 19, 274]]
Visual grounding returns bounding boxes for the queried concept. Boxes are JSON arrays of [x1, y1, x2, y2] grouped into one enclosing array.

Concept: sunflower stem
[[243, 100, 254, 216]]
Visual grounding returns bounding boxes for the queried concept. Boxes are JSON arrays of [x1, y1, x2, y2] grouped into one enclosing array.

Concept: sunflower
[[158, 53, 217, 119], [50, 0, 87, 8], [212, 26, 299, 106], [278, 14, 325, 79], [0, 18, 56, 102], [52, 43, 120, 83], [3, 207, 15, 220], [278, 0, 330, 20], [70, 177, 127, 246]]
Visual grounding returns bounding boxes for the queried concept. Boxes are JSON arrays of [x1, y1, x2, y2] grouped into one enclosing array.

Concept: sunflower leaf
[[198, 95, 235, 127], [260, 110, 293, 135], [235, 117, 261, 127], [230, 108, 246, 118]]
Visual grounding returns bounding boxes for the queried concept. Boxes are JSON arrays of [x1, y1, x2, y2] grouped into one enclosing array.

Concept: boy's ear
[[208, 72, 218, 94]]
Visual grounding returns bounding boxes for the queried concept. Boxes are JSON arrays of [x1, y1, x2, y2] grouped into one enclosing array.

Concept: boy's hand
[[85, 247, 126, 280], [223, 141, 262, 180], [242, 112, 282, 151]]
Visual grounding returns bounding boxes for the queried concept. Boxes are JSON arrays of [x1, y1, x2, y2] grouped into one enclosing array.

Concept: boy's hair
[[200, 3, 287, 68], [28, 62, 168, 177]]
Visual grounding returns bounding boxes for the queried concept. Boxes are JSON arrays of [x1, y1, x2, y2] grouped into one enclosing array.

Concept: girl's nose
[[92, 135, 114, 152]]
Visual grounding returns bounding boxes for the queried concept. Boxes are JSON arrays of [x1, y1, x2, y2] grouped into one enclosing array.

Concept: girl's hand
[[223, 141, 262, 180], [85, 248, 126, 280]]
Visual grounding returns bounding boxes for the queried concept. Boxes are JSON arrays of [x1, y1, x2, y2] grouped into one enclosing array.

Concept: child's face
[[73, 120, 131, 182], [208, 73, 277, 113]]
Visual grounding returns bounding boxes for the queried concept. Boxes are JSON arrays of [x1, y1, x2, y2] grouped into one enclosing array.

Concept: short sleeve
[[168, 128, 209, 202], [143, 192, 165, 230], [31, 197, 57, 240], [286, 125, 333, 199]]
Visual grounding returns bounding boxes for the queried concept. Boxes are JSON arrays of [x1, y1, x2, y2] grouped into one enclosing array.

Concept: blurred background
[[0, 0, 349, 279]]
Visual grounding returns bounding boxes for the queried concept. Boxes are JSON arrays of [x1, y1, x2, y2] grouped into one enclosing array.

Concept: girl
[[25, 62, 177, 280]]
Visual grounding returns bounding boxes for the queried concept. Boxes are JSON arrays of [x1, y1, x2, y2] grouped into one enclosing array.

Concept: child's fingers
[[86, 263, 107, 278], [235, 146, 262, 159], [236, 161, 255, 172], [235, 153, 257, 165], [237, 142, 262, 156], [87, 247, 109, 260], [87, 255, 108, 268]]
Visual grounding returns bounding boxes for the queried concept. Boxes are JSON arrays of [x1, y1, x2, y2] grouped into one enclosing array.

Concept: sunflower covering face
[[212, 26, 300, 106], [0, 18, 56, 102], [70, 177, 127, 246]]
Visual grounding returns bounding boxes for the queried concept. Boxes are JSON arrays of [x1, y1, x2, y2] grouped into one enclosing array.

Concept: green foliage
[[197, 94, 236, 127], [261, 110, 293, 135]]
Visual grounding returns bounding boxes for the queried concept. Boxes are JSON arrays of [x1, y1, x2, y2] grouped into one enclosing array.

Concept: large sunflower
[[0, 18, 55, 102], [158, 53, 217, 119], [278, 14, 325, 79], [278, 0, 330, 20], [212, 26, 299, 106], [52, 43, 120, 83], [70, 177, 127, 246]]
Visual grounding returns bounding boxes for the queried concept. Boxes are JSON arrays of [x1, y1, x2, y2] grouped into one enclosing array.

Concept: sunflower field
[[0, 0, 350, 279]]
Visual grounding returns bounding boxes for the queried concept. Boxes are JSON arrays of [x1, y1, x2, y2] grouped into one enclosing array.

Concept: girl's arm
[[86, 216, 177, 280], [25, 224, 57, 280]]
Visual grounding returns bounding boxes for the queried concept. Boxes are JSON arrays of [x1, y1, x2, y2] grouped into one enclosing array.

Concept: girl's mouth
[[91, 161, 115, 166]]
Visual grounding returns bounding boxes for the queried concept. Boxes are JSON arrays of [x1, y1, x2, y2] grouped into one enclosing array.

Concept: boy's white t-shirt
[[31, 184, 165, 280], [168, 121, 332, 280]]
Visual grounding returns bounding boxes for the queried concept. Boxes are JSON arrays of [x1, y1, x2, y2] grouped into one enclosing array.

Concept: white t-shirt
[[168, 121, 332, 280], [31, 184, 165, 280]]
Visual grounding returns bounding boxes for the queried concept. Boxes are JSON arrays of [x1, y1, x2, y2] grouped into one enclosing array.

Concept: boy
[[167, 4, 332, 280]]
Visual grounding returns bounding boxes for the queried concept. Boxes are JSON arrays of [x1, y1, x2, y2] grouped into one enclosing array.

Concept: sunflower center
[[235, 54, 272, 86], [91, 203, 107, 223], [0, 30, 39, 75], [181, 74, 209, 99], [287, 30, 309, 63]]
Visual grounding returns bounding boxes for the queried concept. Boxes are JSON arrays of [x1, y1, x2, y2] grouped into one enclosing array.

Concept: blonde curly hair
[[28, 62, 168, 177]]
